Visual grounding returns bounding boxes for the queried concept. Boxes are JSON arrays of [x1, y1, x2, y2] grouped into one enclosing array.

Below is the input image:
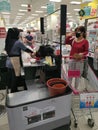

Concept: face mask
[[76, 32, 81, 38]]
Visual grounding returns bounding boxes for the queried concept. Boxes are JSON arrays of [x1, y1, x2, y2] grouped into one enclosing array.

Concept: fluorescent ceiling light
[[17, 13, 25, 15], [19, 9, 27, 12], [1, 12, 10, 14], [35, 11, 43, 13], [16, 16, 22, 18], [67, 16, 72, 17], [74, 9, 80, 11], [67, 13, 70, 15], [41, 6, 47, 9], [32, 14, 38, 16], [21, 4, 28, 7], [70, 1, 81, 4], [50, 0, 61, 2], [3, 15, 10, 17], [27, 16, 33, 19]]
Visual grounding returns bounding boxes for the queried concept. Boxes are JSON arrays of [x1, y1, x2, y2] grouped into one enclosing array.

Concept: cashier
[[5, 28, 34, 93]]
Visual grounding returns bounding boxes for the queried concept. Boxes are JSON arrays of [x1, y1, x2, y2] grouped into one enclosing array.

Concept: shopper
[[66, 26, 89, 89], [25, 31, 33, 47], [5, 28, 34, 93]]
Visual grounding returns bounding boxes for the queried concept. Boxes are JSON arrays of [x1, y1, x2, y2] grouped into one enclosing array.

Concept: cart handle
[[62, 55, 87, 59], [62, 55, 87, 62], [69, 84, 80, 95]]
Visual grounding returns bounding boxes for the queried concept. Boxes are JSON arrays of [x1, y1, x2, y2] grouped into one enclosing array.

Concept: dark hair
[[27, 31, 30, 34], [5, 28, 19, 55], [78, 26, 86, 38], [75, 27, 78, 32]]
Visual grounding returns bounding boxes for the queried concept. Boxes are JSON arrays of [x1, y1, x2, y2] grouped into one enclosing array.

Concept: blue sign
[[0, 0, 11, 12], [47, 2, 55, 14], [83, 6, 91, 16]]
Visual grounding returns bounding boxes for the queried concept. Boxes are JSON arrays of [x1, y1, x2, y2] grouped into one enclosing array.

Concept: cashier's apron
[[10, 57, 21, 76]]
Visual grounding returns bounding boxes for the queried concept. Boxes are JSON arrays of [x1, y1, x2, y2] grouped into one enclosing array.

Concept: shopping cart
[[61, 56, 98, 128]]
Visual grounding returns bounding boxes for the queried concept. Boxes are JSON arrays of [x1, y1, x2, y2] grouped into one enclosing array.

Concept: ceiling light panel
[[49, 0, 61, 2], [21, 4, 28, 7], [74, 9, 80, 11], [67, 16, 72, 17], [1, 12, 10, 15], [41, 6, 47, 9], [19, 9, 27, 12], [32, 14, 39, 16], [70, 1, 81, 4], [17, 13, 25, 15], [35, 11, 43, 13]]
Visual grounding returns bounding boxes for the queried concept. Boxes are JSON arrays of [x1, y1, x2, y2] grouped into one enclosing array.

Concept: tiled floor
[[0, 109, 98, 130]]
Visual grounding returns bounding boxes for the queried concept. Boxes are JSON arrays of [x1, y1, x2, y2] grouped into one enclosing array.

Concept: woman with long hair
[[5, 28, 34, 93]]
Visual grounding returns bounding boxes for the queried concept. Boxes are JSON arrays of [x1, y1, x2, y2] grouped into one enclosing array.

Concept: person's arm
[[65, 32, 75, 46], [83, 40, 89, 56], [79, 40, 89, 58]]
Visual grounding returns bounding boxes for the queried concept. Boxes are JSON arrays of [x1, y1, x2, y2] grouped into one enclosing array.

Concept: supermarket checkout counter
[[87, 52, 98, 90], [6, 55, 72, 130], [6, 80, 72, 130]]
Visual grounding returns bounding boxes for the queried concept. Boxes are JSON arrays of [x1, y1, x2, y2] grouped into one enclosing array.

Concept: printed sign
[[22, 106, 55, 125], [68, 70, 80, 78], [0, 0, 11, 12], [47, 2, 55, 14], [80, 93, 98, 108]]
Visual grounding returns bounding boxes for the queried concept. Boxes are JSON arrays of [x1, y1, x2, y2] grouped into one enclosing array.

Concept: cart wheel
[[74, 120, 78, 128], [87, 118, 94, 128]]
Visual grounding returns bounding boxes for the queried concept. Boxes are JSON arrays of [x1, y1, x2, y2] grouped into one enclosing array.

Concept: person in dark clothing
[[25, 31, 33, 46], [5, 28, 34, 93]]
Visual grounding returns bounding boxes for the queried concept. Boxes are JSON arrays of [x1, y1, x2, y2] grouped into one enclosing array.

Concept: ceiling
[[0, 0, 81, 28]]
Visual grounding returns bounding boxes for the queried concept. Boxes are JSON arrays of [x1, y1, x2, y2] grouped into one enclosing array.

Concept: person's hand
[[73, 53, 83, 60], [67, 32, 75, 37], [78, 53, 83, 59], [30, 52, 36, 58]]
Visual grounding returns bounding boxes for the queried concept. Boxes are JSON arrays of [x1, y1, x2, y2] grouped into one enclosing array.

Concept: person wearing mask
[[5, 28, 34, 93], [25, 31, 33, 47], [66, 26, 89, 89]]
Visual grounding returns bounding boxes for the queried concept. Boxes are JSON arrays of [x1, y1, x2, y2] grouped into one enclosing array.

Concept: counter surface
[[6, 80, 72, 108]]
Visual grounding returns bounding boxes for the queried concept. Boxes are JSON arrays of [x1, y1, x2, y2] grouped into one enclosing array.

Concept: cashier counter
[[6, 56, 72, 130]]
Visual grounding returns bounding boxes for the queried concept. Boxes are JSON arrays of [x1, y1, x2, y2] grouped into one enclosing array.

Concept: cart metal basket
[[61, 56, 98, 128]]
